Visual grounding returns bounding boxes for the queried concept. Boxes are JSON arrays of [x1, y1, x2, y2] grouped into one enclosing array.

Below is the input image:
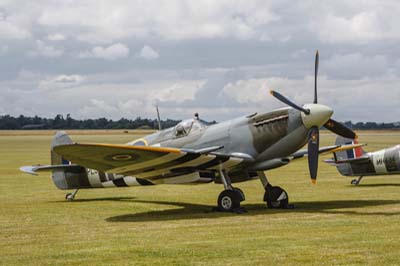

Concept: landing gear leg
[[216, 169, 245, 212], [258, 171, 293, 209], [351, 176, 363, 185], [65, 189, 79, 201]]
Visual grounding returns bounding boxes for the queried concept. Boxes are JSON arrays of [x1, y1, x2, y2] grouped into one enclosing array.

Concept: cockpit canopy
[[174, 118, 208, 137]]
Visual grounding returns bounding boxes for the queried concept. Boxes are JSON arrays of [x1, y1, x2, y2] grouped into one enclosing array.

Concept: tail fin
[[50, 131, 88, 190], [51, 131, 73, 165], [334, 136, 365, 160], [333, 136, 365, 176]]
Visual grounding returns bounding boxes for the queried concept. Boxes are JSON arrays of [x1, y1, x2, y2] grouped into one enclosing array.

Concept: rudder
[[51, 131, 73, 165]]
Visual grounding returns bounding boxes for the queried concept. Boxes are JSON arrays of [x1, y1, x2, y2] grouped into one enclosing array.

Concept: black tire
[[65, 193, 73, 201], [233, 187, 245, 201], [351, 179, 358, 185], [264, 185, 289, 209], [217, 190, 241, 212]]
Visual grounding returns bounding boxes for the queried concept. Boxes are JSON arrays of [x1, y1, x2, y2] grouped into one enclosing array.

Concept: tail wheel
[[65, 193, 74, 201]]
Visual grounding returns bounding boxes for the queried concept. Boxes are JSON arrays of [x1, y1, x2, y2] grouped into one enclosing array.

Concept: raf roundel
[[104, 153, 139, 162], [112, 154, 133, 161]]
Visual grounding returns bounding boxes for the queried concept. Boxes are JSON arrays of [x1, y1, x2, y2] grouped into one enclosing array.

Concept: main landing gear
[[215, 169, 293, 212], [65, 189, 79, 201], [258, 171, 293, 209], [351, 176, 363, 185], [217, 170, 245, 212]]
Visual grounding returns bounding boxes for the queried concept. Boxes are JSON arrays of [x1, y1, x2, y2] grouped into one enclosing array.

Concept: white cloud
[[0, 19, 30, 40], [35, 0, 279, 43], [47, 33, 66, 41], [325, 53, 388, 78], [78, 43, 129, 60], [29, 40, 64, 57], [39, 74, 85, 90], [222, 78, 270, 105], [79, 99, 120, 117], [154, 81, 204, 103], [136, 45, 159, 60], [311, 8, 400, 44]]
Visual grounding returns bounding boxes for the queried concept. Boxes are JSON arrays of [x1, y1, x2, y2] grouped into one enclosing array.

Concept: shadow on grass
[[52, 197, 137, 203], [354, 183, 400, 187], [103, 198, 400, 223]]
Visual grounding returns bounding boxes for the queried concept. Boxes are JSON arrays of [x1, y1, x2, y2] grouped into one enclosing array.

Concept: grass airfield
[[1, 130, 400, 265]]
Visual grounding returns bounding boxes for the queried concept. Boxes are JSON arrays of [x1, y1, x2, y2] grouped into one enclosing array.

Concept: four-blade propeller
[[270, 50, 357, 183]]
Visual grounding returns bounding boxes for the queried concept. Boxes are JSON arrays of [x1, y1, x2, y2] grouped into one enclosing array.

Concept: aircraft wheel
[[351, 179, 359, 185], [65, 193, 74, 201], [233, 187, 245, 201], [264, 184, 290, 209], [217, 190, 242, 212]]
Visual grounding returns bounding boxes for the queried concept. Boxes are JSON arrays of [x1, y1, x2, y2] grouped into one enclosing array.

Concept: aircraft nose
[[301, 103, 333, 129]]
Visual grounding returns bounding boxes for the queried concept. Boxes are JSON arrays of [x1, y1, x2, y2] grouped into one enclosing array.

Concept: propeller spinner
[[270, 50, 357, 183]]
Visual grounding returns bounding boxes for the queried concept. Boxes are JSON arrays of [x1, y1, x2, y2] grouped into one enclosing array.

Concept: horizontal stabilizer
[[20, 164, 81, 176], [324, 156, 370, 165]]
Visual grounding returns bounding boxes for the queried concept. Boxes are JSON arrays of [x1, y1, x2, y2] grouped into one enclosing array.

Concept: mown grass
[[1, 131, 400, 265]]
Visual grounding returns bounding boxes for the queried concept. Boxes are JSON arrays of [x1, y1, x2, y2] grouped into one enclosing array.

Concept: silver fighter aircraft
[[326, 136, 400, 185], [21, 51, 360, 212]]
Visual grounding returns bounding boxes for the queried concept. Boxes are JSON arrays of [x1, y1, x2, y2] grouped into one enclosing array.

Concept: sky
[[0, 0, 399, 122]]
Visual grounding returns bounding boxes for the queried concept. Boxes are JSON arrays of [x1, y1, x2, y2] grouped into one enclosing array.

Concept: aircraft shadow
[[51, 196, 137, 203], [104, 198, 400, 223], [354, 183, 400, 187]]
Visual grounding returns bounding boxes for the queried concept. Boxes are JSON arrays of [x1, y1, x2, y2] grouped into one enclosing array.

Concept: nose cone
[[301, 104, 333, 129]]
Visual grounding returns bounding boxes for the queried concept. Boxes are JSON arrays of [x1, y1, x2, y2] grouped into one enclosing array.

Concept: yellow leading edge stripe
[[72, 143, 182, 154], [329, 143, 365, 153]]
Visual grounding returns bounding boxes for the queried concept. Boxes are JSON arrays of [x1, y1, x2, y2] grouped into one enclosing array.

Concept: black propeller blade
[[270, 90, 310, 115], [307, 126, 319, 183], [308, 50, 320, 183], [314, 50, 319, 104], [324, 119, 357, 139]]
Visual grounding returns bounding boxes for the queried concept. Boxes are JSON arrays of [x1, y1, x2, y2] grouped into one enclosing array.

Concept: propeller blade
[[308, 126, 319, 183], [314, 50, 319, 104], [270, 90, 310, 115], [324, 119, 357, 139]]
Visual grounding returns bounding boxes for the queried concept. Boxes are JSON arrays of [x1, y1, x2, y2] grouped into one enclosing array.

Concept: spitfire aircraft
[[21, 51, 360, 212], [326, 136, 400, 185]]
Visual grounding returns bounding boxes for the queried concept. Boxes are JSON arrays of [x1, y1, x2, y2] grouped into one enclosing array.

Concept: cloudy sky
[[0, 0, 399, 122]]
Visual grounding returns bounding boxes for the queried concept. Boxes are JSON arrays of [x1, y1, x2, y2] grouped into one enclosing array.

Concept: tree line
[[343, 121, 400, 130], [0, 114, 180, 130], [0, 114, 399, 130]]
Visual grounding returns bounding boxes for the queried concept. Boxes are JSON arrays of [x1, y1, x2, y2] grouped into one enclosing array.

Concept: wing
[[53, 143, 250, 178]]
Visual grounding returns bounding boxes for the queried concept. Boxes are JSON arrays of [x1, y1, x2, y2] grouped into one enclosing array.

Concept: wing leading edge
[[53, 143, 250, 178]]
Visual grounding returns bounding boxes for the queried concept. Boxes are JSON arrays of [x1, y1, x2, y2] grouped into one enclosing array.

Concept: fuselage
[[131, 107, 309, 165], [338, 145, 400, 177]]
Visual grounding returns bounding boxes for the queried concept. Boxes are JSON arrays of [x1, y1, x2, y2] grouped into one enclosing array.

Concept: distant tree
[[4, 114, 398, 130]]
